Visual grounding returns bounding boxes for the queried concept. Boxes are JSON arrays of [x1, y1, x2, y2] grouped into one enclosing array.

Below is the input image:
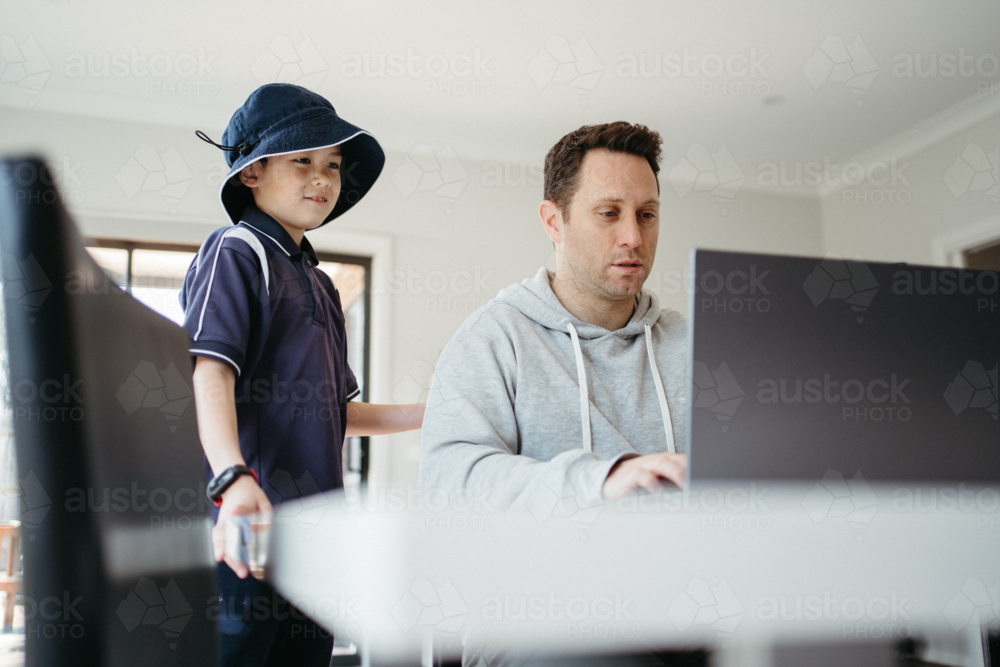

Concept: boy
[[180, 84, 423, 666]]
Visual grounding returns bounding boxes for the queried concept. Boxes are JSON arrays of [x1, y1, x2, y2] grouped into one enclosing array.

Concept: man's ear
[[238, 161, 263, 188], [539, 200, 564, 244]]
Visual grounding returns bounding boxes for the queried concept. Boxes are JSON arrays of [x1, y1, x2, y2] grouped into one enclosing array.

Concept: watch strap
[[207, 465, 258, 507]]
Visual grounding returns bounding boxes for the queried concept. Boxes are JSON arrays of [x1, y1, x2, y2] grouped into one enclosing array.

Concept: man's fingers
[[657, 453, 687, 469], [650, 456, 686, 489], [635, 471, 665, 495], [656, 465, 685, 489], [603, 453, 688, 499]]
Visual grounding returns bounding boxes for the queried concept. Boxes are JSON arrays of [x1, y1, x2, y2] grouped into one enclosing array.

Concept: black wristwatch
[[206, 465, 258, 507]]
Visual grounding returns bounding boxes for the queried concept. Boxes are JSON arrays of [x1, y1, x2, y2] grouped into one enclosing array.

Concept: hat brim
[[219, 114, 385, 226]]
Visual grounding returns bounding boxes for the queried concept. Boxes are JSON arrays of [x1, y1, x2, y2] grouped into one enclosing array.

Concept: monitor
[[688, 249, 998, 482], [0, 156, 217, 666]]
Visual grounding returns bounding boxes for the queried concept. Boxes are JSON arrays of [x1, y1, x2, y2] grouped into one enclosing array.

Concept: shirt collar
[[237, 205, 319, 265]]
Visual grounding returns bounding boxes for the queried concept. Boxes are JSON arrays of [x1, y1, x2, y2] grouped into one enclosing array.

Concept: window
[[85, 240, 196, 325], [83, 240, 373, 487], [0, 300, 16, 524], [964, 239, 1000, 270], [314, 255, 372, 488]]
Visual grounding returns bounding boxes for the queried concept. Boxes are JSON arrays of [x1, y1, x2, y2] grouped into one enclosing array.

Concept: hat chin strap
[[195, 130, 260, 158]]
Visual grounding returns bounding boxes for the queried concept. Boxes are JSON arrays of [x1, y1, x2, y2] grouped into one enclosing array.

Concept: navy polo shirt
[[179, 205, 358, 515]]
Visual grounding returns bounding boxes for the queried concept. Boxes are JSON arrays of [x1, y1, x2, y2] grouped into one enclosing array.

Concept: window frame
[[84, 238, 200, 293], [84, 237, 373, 480]]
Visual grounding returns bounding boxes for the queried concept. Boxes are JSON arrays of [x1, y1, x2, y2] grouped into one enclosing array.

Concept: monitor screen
[[0, 156, 216, 665], [689, 249, 998, 482]]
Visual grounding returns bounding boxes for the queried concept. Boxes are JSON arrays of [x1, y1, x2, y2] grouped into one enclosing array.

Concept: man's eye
[[295, 158, 310, 164], [328, 163, 340, 170]]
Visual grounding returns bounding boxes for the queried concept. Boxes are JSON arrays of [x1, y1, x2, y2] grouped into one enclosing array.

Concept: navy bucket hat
[[197, 83, 385, 226]]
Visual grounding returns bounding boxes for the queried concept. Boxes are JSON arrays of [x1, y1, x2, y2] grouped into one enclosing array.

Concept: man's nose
[[618, 214, 642, 248]]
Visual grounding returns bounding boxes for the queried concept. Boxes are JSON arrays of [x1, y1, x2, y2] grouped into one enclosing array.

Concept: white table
[[265, 482, 1000, 666]]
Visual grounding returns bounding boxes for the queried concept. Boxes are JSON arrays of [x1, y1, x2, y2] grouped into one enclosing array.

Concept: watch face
[[208, 469, 234, 499], [208, 466, 253, 504]]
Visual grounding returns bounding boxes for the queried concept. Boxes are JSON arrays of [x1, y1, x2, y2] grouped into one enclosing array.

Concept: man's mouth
[[305, 195, 329, 204], [612, 261, 643, 275]]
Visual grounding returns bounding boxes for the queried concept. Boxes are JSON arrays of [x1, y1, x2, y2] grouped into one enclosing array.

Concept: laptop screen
[[688, 249, 998, 482]]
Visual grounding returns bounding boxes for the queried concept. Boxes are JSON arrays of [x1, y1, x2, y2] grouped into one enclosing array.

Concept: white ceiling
[[1, 0, 999, 194]]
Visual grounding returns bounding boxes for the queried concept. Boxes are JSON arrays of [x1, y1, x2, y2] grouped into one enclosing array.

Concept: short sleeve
[[334, 286, 359, 402], [180, 234, 267, 377], [344, 363, 360, 402]]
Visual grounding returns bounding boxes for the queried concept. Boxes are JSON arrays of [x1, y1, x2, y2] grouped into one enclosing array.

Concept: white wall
[[0, 107, 825, 489], [821, 112, 1000, 265]]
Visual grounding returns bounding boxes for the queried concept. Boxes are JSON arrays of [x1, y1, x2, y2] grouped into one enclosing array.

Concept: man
[[420, 121, 687, 508]]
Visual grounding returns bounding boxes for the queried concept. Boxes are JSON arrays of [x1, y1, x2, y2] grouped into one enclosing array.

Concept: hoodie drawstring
[[566, 322, 676, 455], [566, 323, 593, 453], [645, 323, 677, 454]]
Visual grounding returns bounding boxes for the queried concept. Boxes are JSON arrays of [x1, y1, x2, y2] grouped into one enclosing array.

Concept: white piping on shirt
[[237, 221, 291, 258], [188, 349, 242, 376], [193, 227, 270, 342]]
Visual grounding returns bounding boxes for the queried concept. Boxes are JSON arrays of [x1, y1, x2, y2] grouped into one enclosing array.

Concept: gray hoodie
[[419, 267, 689, 507]]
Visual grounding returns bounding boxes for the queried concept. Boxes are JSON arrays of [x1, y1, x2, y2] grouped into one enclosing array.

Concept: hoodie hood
[[494, 266, 677, 456], [420, 265, 690, 508], [495, 267, 661, 339]]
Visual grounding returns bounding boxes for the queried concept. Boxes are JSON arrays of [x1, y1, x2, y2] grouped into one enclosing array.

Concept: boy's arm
[[192, 356, 272, 579], [344, 402, 425, 437]]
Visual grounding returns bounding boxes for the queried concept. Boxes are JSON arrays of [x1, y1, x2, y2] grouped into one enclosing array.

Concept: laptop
[[687, 249, 999, 482]]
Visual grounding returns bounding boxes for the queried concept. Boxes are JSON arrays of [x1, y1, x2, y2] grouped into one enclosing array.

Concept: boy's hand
[[602, 452, 687, 499], [213, 475, 273, 579]]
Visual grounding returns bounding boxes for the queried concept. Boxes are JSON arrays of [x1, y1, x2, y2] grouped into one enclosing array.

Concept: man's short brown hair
[[543, 121, 662, 215]]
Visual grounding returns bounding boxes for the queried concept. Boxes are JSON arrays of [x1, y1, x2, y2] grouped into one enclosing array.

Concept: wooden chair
[[0, 523, 21, 632]]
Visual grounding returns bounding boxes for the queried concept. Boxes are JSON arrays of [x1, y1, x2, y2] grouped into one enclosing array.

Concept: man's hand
[[212, 475, 273, 579], [602, 453, 687, 499]]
